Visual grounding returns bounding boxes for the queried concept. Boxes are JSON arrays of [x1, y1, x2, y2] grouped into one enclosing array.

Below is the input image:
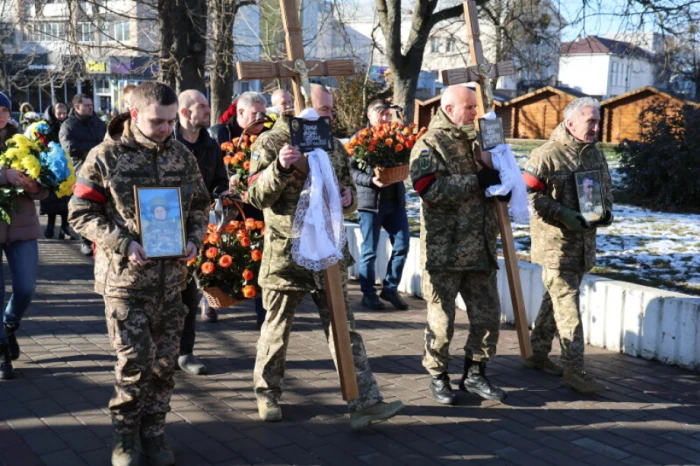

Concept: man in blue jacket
[[350, 100, 410, 310]]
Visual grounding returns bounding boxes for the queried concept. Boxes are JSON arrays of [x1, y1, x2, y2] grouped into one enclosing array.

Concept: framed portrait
[[134, 186, 186, 259], [574, 170, 604, 223]]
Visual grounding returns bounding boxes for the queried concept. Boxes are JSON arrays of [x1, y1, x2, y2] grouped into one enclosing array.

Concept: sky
[[557, 0, 657, 41]]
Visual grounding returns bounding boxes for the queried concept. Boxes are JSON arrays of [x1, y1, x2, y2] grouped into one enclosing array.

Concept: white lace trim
[[291, 109, 346, 271]]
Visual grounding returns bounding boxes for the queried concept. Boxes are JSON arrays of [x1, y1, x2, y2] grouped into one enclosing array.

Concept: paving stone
[[2, 236, 699, 465]]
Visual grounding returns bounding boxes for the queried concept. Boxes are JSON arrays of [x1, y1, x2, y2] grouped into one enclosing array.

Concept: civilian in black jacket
[[175, 90, 229, 376], [59, 94, 106, 255], [41, 103, 71, 239], [350, 100, 410, 311]]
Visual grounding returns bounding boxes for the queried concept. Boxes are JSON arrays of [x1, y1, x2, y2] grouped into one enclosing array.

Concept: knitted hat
[[0, 92, 10, 111], [150, 196, 168, 213]]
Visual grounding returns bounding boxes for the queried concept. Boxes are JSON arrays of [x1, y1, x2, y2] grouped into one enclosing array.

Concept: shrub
[[617, 102, 700, 209]]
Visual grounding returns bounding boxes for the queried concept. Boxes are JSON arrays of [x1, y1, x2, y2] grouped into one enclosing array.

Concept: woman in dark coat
[[39, 103, 71, 239]]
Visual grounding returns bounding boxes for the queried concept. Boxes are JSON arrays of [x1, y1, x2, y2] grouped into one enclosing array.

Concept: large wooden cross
[[442, 0, 532, 359], [235, 0, 359, 401]]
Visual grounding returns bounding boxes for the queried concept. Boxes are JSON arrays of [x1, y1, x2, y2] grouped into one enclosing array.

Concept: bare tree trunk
[[209, 0, 236, 122], [174, 0, 207, 93], [158, 0, 176, 88]]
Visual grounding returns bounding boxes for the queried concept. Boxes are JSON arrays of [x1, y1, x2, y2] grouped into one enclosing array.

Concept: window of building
[[445, 39, 455, 53], [78, 22, 94, 42], [31, 22, 66, 42], [114, 21, 130, 42], [1, 23, 13, 44], [430, 37, 440, 53]]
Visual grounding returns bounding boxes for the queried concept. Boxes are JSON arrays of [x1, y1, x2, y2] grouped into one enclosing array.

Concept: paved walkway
[[1, 234, 700, 466]]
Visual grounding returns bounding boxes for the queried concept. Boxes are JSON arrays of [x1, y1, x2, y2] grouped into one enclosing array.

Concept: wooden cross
[[442, 0, 532, 359], [235, 0, 355, 111], [235, 0, 359, 401]]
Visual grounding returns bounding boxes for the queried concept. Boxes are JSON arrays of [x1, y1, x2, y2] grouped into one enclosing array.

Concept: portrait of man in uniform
[[576, 171, 604, 223], [135, 187, 186, 258]]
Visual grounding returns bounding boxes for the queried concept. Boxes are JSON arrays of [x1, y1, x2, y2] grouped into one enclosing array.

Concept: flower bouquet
[[188, 216, 264, 309], [345, 122, 427, 185], [0, 122, 75, 223], [221, 134, 258, 202]]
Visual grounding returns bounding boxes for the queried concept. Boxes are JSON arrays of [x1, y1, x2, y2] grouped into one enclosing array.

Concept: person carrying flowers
[[0, 92, 50, 380], [349, 99, 412, 311]]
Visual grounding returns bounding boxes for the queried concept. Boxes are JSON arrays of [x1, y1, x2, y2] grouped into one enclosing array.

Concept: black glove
[[497, 192, 512, 203], [477, 168, 501, 189], [559, 208, 590, 231], [595, 209, 614, 227]]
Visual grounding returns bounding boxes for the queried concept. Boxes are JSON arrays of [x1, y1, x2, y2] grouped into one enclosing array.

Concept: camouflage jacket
[[409, 108, 499, 272], [248, 115, 357, 291], [68, 117, 210, 301], [523, 123, 613, 272]]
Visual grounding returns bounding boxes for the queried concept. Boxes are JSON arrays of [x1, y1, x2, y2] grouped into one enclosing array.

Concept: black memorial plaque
[[478, 117, 506, 150], [290, 116, 335, 152]]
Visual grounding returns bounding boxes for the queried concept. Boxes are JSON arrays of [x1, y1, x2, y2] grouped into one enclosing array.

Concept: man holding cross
[[248, 83, 404, 430], [409, 85, 506, 406]]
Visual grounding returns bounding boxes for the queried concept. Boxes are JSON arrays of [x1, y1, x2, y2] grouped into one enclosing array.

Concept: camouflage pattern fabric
[[68, 117, 210, 302], [422, 270, 501, 376], [247, 115, 357, 291], [408, 108, 499, 272], [254, 268, 383, 412], [530, 268, 585, 371], [523, 122, 613, 272], [104, 289, 188, 436]]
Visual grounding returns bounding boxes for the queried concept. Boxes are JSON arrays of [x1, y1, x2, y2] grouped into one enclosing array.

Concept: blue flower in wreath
[[39, 142, 70, 184]]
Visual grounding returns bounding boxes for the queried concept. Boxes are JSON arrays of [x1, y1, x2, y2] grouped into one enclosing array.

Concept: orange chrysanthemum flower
[[242, 285, 257, 298], [208, 233, 220, 244], [242, 269, 254, 281], [243, 161, 251, 170], [223, 155, 232, 165], [394, 144, 404, 152], [254, 220, 264, 230], [251, 249, 262, 261], [205, 247, 218, 259], [245, 218, 256, 230], [236, 230, 248, 240], [240, 237, 251, 247], [385, 138, 393, 147]]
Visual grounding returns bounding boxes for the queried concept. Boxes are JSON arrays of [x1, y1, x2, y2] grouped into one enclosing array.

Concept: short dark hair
[[131, 82, 178, 111], [54, 102, 67, 111], [72, 94, 92, 106]]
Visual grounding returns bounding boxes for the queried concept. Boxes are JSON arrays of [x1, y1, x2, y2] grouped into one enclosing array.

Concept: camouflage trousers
[[254, 269, 383, 413], [422, 270, 501, 376], [530, 268, 585, 371], [104, 290, 187, 436]]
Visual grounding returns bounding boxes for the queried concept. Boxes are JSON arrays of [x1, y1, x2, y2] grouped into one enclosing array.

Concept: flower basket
[[202, 286, 242, 310], [188, 215, 264, 308], [373, 164, 410, 185], [345, 122, 427, 183]]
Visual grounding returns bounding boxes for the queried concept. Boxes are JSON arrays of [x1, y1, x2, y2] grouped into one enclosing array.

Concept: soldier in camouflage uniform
[[69, 82, 210, 466], [522, 97, 613, 395], [409, 86, 507, 406], [248, 84, 403, 430]]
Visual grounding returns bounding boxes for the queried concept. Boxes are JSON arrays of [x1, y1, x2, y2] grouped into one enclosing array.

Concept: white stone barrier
[[345, 222, 700, 371]]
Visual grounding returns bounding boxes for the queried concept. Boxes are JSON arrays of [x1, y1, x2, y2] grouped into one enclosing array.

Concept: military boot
[[521, 354, 564, 375], [111, 427, 139, 466], [562, 369, 606, 395], [0, 342, 13, 380], [459, 359, 506, 401], [141, 413, 175, 466], [5, 323, 20, 360], [257, 397, 282, 422], [429, 372, 457, 405], [350, 400, 404, 431]]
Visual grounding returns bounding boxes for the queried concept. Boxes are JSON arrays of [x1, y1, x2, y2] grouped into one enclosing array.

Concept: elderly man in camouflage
[[522, 97, 613, 394], [248, 83, 404, 430], [69, 82, 210, 466], [409, 85, 506, 406]]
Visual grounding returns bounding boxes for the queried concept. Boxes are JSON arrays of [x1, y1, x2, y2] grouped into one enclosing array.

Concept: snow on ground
[[404, 146, 700, 294]]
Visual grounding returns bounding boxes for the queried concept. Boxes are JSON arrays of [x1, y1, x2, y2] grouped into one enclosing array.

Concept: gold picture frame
[[133, 186, 186, 259], [574, 169, 604, 223]]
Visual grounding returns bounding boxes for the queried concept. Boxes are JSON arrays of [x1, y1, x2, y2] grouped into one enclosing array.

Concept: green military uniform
[[523, 122, 613, 371], [69, 118, 210, 437], [248, 115, 383, 413], [409, 108, 502, 377]]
